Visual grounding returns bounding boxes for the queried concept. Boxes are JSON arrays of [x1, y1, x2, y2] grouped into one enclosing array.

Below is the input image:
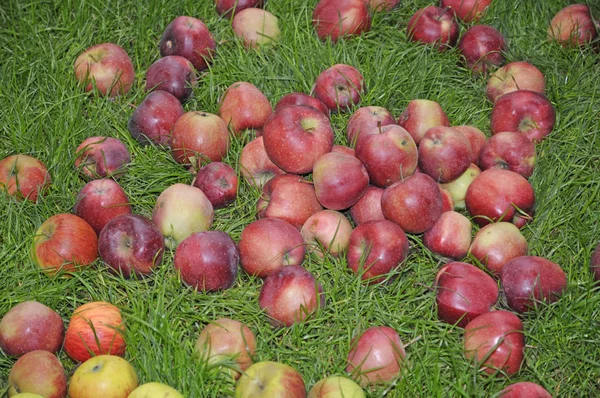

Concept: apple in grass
[[423, 211, 472, 260], [407, 6, 460, 51], [397, 99, 450, 145], [219, 81, 272, 136], [129, 383, 184, 398], [215, 0, 265, 18], [440, 163, 481, 209], [418, 126, 473, 183], [232, 8, 281, 48], [440, 0, 492, 23], [301, 210, 353, 258], [159, 16, 216, 71], [592, 242, 600, 281], [498, 382, 552, 398], [548, 4, 598, 47], [74, 136, 131, 179], [235, 361, 306, 398], [193, 162, 238, 209], [127, 90, 184, 146], [239, 136, 285, 188], [453, 125, 486, 164], [313, 152, 369, 211], [349, 185, 385, 225], [73, 179, 131, 235], [313, 64, 365, 112], [68, 355, 138, 398], [458, 25, 506, 75], [479, 131, 536, 178], [469, 222, 528, 276], [145, 55, 197, 102], [0, 154, 50, 202], [7, 350, 67, 398], [486, 61, 546, 103], [346, 106, 396, 145], [275, 92, 330, 117], [308, 376, 365, 398], [312, 0, 371, 43], [73, 42, 134, 97]]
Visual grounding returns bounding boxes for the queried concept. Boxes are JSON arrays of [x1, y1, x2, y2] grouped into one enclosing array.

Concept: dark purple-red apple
[[74, 136, 131, 179], [453, 125, 487, 164], [232, 8, 281, 47], [74, 43, 135, 97], [239, 136, 285, 188], [440, 163, 481, 209], [275, 92, 329, 117], [498, 382, 552, 398], [486, 61, 546, 103], [458, 25, 506, 74], [548, 4, 598, 47], [219, 81, 272, 136], [407, 6, 460, 50], [592, 242, 600, 281], [346, 106, 396, 145], [215, 0, 264, 18], [73, 178, 131, 235], [159, 16, 216, 71], [193, 162, 238, 209], [469, 222, 528, 276], [7, 350, 67, 398], [350, 185, 385, 225], [313, 64, 365, 112], [441, 0, 492, 23], [0, 154, 51, 202], [170, 111, 229, 166], [301, 210, 353, 258], [98, 214, 164, 278], [313, 152, 369, 210], [419, 126, 472, 183], [312, 0, 371, 42], [127, 90, 184, 146], [479, 131, 536, 178], [145, 55, 197, 102], [397, 99, 450, 145], [423, 211, 472, 260]]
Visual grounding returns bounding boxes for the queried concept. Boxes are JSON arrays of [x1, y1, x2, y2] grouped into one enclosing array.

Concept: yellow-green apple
[[73, 43, 135, 97], [300, 209, 353, 258], [127, 90, 184, 146], [423, 211, 472, 260], [469, 222, 528, 276], [174, 231, 239, 292], [0, 154, 50, 202], [592, 242, 600, 281], [170, 111, 230, 166], [74, 179, 132, 235], [239, 136, 285, 188], [31, 213, 98, 276], [232, 8, 280, 47], [145, 55, 197, 102], [7, 350, 67, 398], [74, 136, 131, 179], [259, 265, 325, 327], [479, 131, 536, 178], [238, 217, 306, 278], [219, 81, 272, 136], [486, 61, 546, 103], [346, 106, 396, 145], [463, 310, 525, 376], [439, 185, 455, 212], [435, 262, 498, 327], [64, 301, 126, 362], [498, 381, 552, 398], [548, 4, 598, 47], [98, 214, 164, 278], [263, 105, 334, 174], [407, 6, 460, 50], [458, 25, 506, 74], [215, 0, 265, 18], [313, 152, 369, 210], [312, 0, 371, 43], [193, 162, 238, 209], [453, 125, 486, 164], [308, 376, 365, 398], [256, 174, 323, 229], [419, 126, 472, 183], [152, 183, 214, 249], [501, 256, 567, 313], [397, 99, 450, 145], [441, 0, 492, 23], [275, 92, 329, 117], [440, 163, 481, 209], [128, 382, 184, 398], [68, 355, 138, 398], [346, 326, 405, 387], [346, 220, 409, 284], [367, 0, 400, 11], [490, 90, 556, 142], [381, 173, 443, 234], [194, 318, 256, 378], [313, 64, 365, 112], [235, 361, 306, 398], [349, 185, 385, 225], [159, 16, 216, 71], [0, 301, 64, 357]]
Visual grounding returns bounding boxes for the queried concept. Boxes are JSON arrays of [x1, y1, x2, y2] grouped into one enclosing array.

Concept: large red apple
[[239, 136, 285, 188], [498, 381, 552, 398], [423, 211, 472, 260], [469, 222, 528, 276], [346, 106, 396, 145], [313, 64, 365, 112], [7, 350, 67, 398], [74, 136, 131, 180], [419, 126, 472, 183], [219, 81, 272, 136], [313, 151, 369, 210], [407, 6, 460, 50], [145, 55, 197, 102], [193, 162, 238, 209], [0, 154, 51, 202], [73, 178, 131, 235], [170, 111, 230, 166], [479, 131, 536, 178], [397, 99, 450, 145], [548, 4, 598, 47], [458, 25, 506, 74], [441, 0, 492, 23], [486, 61, 546, 103], [235, 361, 306, 398], [232, 8, 281, 47], [349, 185, 385, 225], [159, 16, 216, 71], [312, 0, 371, 42], [127, 90, 184, 146], [301, 209, 353, 258]]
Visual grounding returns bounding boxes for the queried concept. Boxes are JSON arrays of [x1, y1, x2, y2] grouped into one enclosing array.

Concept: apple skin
[[349, 185, 385, 225], [469, 222, 528, 276], [423, 211, 472, 260], [127, 90, 185, 146], [193, 162, 238, 209], [31, 213, 98, 276], [73, 42, 135, 97], [235, 361, 306, 398], [313, 151, 369, 210], [0, 301, 64, 357], [74, 136, 131, 179], [238, 217, 306, 278], [232, 8, 281, 47], [479, 131, 536, 178], [7, 350, 67, 398], [346, 326, 406, 387], [68, 355, 138, 398], [490, 90, 556, 143], [440, 163, 481, 209], [145, 55, 197, 102], [98, 214, 165, 278], [159, 16, 216, 71], [275, 92, 330, 117], [0, 154, 50, 202], [308, 376, 365, 398], [128, 382, 184, 398], [453, 126, 487, 164], [440, 0, 492, 23], [170, 111, 230, 166], [435, 262, 499, 327], [312, 0, 371, 43], [215, 0, 265, 18], [259, 264, 325, 327], [439, 185, 455, 212], [313, 64, 365, 112], [458, 25, 506, 75], [501, 256, 567, 313], [463, 310, 525, 377], [486, 61, 546, 103], [592, 242, 600, 281], [548, 4, 598, 47], [174, 231, 239, 292], [239, 136, 285, 188], [219, 81, 272, 136], [73, 178, 132, 235], [419, 126, 472, 183], [397, 99, 450, 145], [301, 209, 353, 258], [407, 6, 460, 50], [497, 381, 552, 398], [346, 106, 396, 145], [64, 301, 126, 363]]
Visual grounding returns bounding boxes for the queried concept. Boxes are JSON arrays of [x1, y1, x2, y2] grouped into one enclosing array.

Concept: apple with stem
[[313, 64, 365, 112], [407, 6, 460, 51], [159, 16, 216, 71], [346, 106, 396, 145], [0, 154, 51, 202]]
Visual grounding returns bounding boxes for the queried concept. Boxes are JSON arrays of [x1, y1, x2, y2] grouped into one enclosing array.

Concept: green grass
[[1, 0, 600, 396]]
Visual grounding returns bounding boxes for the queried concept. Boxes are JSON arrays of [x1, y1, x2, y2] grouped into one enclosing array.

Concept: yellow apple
[[308, 376, 365, 398], [128, 382, 184, 398], [69, 355, 138, 398]]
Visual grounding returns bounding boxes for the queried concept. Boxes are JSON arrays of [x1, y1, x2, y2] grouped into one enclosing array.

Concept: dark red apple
[[349, 185, 385, 225], [275, 92, 329, 117], [312, 0, 371, 42], [232, 8, 281, 47], [346, 106, 396, 145], [313, 151, 369, 210], [145, 55, 197, 102], [313, 64, 365, 112], [441, 0, 492, 23], [469, 222, 528, 276], [479, 131, 536, 178], [498, 381, 552, 398], [453, 125, 487, 164], [592, 242, 600, 281], [193, 162, 238, 209], [159, 16, 216, 71], [215, 0, 264, 18], [419, 126, 472, 183], [458, 25, 506, 74], [127, 90, 184, 146], [73, 178, 131, 235], [407, 6, 460, 50], [74, 136, 131, 179], [486, 61, 546, 103], [219, 81, 272, 136], [239, 136, 285, 188], [170, 111, 230, 166], [548, 4, 598, 47], [423, 211, 472, 260], [397, 99, 450, 145], [0, 154, 51, 202]]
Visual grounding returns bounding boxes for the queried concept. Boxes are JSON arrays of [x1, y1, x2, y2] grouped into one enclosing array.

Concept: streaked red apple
[[469, 222, 528, 276], [313, 151, 369, 210], [441, 0, 492, 23], [145, 55, 197, 102], [313, 64, 365, 112], [479, 131, 536, 178], [346, 106, 396, 145], [419, 126, 472, 183], [239, 136, 285, 188], [486, 61, 546, 103], [407, 6, 460, 50], [498, 381, 552, 398], [458, 25, 506, 74], [219, 81, 272, 136], [193, 162, 238, 209], [312, 0, 371, 42], [349, 185, 385, 225], [0, 154, 50, 202], [127, 90, 184, 146], [170, 111, 230, 166], [275, 92, 329, 117], [74, 136, 130, 179], [548, 4, 598, 47]]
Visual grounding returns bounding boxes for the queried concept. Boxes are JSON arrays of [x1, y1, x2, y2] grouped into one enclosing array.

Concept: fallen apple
[[145, 55, 197, 102], [232, 8, 281, 47], [159, 16, 216, 71], [68, 355, 138, 398], [0, 154, 51, 202], [7, 350, 67, 398], [74, 136, 131, 179], [235, 361, 306, 398], [469, 222, 528, 276]]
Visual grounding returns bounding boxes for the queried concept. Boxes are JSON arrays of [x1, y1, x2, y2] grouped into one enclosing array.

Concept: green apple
[[69, 355, 138, 398], [128, 382, 184, 398], [8, 350, 67, 398], [308, 376, 365, 398], [235, 361, 306, 398]]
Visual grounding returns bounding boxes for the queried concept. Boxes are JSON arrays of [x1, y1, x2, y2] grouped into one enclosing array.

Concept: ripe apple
[[346, 106, 396, 145], [313, 151, 369, 210], [440, 163, 481, 209], [486, 61, 546, 103], [215, 0, 265, 18], [301, 209, 353, 258], [0, 154, 50, 202], [469, 222, 528, 276], [407, 6, 460, 50], [313, 64, 365, 112], [232, 8, 281, 47], [275, 92, 329, 117], [419, 126, 472, 183], [440, 0, 492, 23], [458, 25, 506, 74], [312, 0, 371, 43], [439, 184, 455, 212], [31, 213, 98, 276], [367, 0, 400, 12], [193, 162, 238, 209], [219, 81, 272, 136], [7, 350, 67, 398], [423, 211, 472, 260], [159, 16, 216, 71], [397, 99, 450, 145], [453, 125, 487, 164], [497, 381, 552, 398], [235, 361, 306, 398], [332, 144, 356, 157], [64, 301, 126, 362], [145, 55, 197, 102], [68, 355, 138, 398], [170, 111, 230, 166], [73, 42, 135, 97], [479, 131, 536, 178], [308, 375, 365, 398], [349, 185, 385, 225], [239, 136, 285, 187], [592, 242, 600, 281], [74, 136, 131, 179], [548, 4, 598, 47], [73, 179, 131, 235], [128, 382, 184, 398], [127, 90, 184, 146]]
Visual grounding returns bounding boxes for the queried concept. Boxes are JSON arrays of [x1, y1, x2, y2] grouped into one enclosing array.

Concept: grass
[[1, 0, 599, 396]]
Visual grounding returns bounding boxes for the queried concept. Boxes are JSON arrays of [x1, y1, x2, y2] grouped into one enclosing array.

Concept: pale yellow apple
[[128, 382, 184, 398], [69, 355, 138, 398]]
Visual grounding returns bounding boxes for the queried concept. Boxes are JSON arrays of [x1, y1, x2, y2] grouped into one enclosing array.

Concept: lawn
[[1, 0, 599, 396]]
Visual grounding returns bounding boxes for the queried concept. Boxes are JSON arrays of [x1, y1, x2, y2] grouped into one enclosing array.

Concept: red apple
[[453, 125, 487, 164], [313, 151, 369, 210], [479, 131, 536, 178], [308, 375, 365, 398], [469, 222, 528, 276], [127, 90, 184, 146], [239, 136, 285, 188], [219, 81, 272, 136], [498, 381, 552, 398], [407, 6, 460, 50], [275, 92, 330, 117], [367, 0, 401, 12], [441, 0, 492, 23], [458, 25, 506, 74], [170, 111, 230, 166], [232, 8, 281, 47], [346, 106, 396, 145], [486, 61, 546, 103], [312, 0, 371, 42], [332, 144, 356, 157], [592, 242, 600, 281], [0, 154, 50, 202], [548, 4, 598, 47], [73, 42, 134, 97], [419, 126, 472, 183], [235, 361, 306, 397], [193, 162, 238, 209], [349, 185, 385, 225], [215, 0, 265, 18], [397, 99, 450, 145], [159, 16, 216, 71], [301, 209, 353, 258], [440, 163, 481, 209], [423, 211, 472, 260], [145, 55, 197, 102], [7, 350, 67, 398], [439, 184, 455, 212], [74, 136, 131, 179], [313, 64, 365, 112]]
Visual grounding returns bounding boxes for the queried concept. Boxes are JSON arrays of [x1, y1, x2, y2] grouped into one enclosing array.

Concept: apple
[[313, 151, 369, 210], [367, 0, 400, 12], [332, 144, 356, 157], [7, 350, 67, 398], [31, 213, 98, 276], [440, 163, 481, 209], [346, 326, 405, 387], [301, 209, 353, 258], [592, 242, 600, 281], [419, 126, 472, 183], [239, 136, 285, 188], [486, 61, 546, 103], [308, 376, 365, 398], [128, 383, 184, 398], [479, 131, 536, 178], [439, 184, 455, 212], [313, 64, 365, 112], [0, 154, 50, 202], [152, 183, 214, 249], [98, 214, 164, 278], [235, 361, 306, 398], [312, 0, 371, 43], [68, 355, 138, 398], [11, 394, 46, 398], [349, 185, 385, 225], [440, 0, 492, 23], [497, 381, 552, 398], [263, 104, 334, 174], [238, 217, 306, 278], [346, 106, 396, 145], [453, 125, 487, 164], [193, 162, 238, 209], [501, 256, 567, 313], [407, 6, 460, 50], [159, 16, 216, 71], [74, 136, 131, 179], [458, 25, 506, 74], [174, 231, 239, 292], [232, 8, 281, 47], [423, 211, 472, 260], [127, 90, 184, 146], [490, 90, 556, 143], [275, 92, 330, 117], [219, 81, 272, 136], [170, 111, 230, 166], [215, 0, 265, 18], [64, 301, 126, 362], [397, 99, 450, 145], [145, 55, 197, 102], [548, 4, 598, 47], [73, 179, 131, 235], [73, 42, 135, 97], [463, 310, 525, 376], [469, 222, 528, 276], [435, 262, 498, 327]]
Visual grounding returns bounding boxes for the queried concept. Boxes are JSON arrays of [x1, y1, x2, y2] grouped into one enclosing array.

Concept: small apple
[[479, 131, 536, 178], [469, 222, 528, 276], [346, 106, 396, 145], [313, 64, 365, 112], [312, 0, 371, 42], [239, 136, 285, 188], [193, 162, 238, 209], [423, 211, 472, 260], [219, 81, 272, 136], [486, 61, 546, 103], [74, 136, 131, 179], [458, 25, 506, 74], [68, 355, 138, 398], [313, 151, 369, 210], [235, 361, 306, 398], [308, 376, 365, 398], [127, 90, 184, 146], [407, 6, 460, 50], [232, 8, 281, 47], [7, 350, 67, 398], [301, 209, 353, 258], [548, 4, 598, 47], [145, 55, 197, 102], [128, 382, 184, 398], [441, 0, 492, 23], [0, 154, 51, 202], [349, 185, 385, 225], [170, 111, 230, 166], [397, 99, 450, 145], [497, 381, 552, 398], [159, 16, 216, 71]]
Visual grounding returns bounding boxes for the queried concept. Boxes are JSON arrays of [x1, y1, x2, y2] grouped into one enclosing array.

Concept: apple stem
[[377, 121, 383, 135]]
